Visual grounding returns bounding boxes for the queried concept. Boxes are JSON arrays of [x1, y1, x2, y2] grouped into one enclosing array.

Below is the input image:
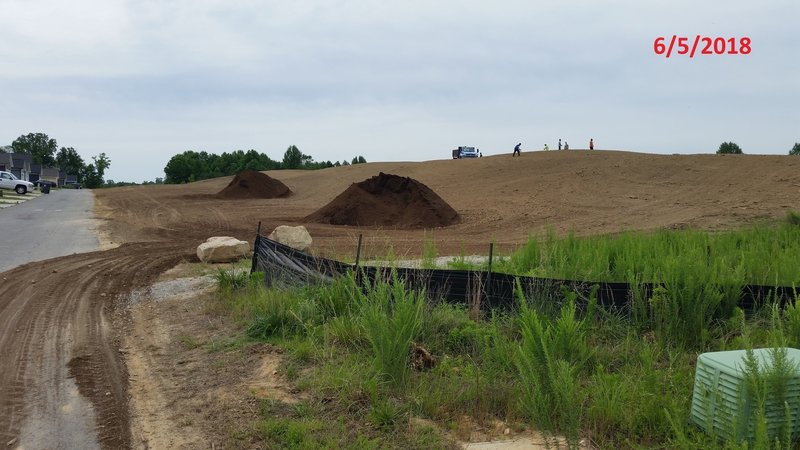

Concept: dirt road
[[0, 243, 191, 448], [1, 151, 798, 448]]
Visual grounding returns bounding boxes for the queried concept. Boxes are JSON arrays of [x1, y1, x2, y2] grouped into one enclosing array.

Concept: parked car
[[65, 182, 82, 189], [451, 146, 479, 159], [0, 171, 35, 195]]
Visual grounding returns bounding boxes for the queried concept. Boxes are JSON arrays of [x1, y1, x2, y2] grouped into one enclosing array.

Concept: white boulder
[[197, 236, 250, 263], [267, 225, 312, 251]]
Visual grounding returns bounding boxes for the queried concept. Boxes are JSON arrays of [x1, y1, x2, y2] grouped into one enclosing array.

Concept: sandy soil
[[1, 150, 799, 448]]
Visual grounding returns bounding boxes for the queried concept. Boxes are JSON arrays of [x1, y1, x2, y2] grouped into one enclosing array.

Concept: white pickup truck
[[451, 146, 479, 159], [0, 171, 35, 195]]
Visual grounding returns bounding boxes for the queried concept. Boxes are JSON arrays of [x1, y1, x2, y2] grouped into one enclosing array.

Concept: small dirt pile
[[305, 172, 459, 228], [216, 171, 291, 199]]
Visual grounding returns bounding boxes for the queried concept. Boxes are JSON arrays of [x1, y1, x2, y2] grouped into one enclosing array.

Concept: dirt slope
[[95, 151, 800, 257]]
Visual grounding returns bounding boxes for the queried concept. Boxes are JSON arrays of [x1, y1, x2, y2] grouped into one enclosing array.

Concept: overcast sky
[[1, 0, 798, 182]]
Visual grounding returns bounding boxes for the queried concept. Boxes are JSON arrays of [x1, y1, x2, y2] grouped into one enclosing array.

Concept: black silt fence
[[251, 234, 797, 312]]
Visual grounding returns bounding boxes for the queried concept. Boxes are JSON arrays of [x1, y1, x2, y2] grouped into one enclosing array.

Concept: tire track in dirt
[[0, 243, 193, 448]]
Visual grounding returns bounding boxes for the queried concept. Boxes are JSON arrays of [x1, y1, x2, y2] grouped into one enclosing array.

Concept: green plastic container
[[690, 348, 800, 441]]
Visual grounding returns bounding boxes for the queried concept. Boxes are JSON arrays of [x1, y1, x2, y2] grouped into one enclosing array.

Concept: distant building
[[41, 167, 60, 186], [30, 164, 41, 184], [0, 153, 34, 181]]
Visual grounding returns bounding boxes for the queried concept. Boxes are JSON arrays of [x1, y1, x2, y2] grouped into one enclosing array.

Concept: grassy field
[[213, 223, 800, 449]]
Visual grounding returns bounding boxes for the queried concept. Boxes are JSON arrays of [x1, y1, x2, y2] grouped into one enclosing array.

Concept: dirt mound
[[305, 172, 459, 228], [216, 170, 291, 199]]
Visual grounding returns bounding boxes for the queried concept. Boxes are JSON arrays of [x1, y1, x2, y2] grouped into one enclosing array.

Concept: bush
[[717, 142, 742, 155], [787, 210, 800, 226], [717, 142, 743, 154], [790, 143, 800, 156]]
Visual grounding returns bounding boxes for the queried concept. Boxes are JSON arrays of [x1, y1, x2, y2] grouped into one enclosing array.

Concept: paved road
[[0, 190, 99, 273]]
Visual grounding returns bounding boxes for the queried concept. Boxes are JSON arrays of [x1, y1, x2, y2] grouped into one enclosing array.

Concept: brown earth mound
[[305, 172, 459, 228], [216, 170, 291, 199]]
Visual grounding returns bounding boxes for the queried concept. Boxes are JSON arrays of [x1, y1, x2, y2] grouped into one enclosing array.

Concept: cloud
[[0, 0, 798, 181]]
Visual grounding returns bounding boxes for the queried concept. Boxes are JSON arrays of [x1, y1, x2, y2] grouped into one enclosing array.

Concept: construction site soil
[[2, 151, 800, 448], [305, 172, 459, 228], [215, 170, 291, 199]]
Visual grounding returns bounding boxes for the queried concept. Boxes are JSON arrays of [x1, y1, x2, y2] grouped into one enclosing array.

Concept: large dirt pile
[[305, 172, 459, 228], [216, 170, 291, 199]]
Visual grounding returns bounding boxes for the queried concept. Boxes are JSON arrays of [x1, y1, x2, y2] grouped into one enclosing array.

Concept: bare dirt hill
[[305, 172, 460, 228], [216, 170, 291, 199], [94, 150, 800, 257]]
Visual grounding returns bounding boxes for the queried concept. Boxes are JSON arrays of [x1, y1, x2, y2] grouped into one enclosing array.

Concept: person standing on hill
[[513, 143, 521, 156], [589, 138, 594, 150], [558, 139, 562, 150]]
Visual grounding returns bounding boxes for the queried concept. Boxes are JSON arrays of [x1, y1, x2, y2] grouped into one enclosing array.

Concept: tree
[[11, 132, 58, 165], [92, 153, 111, 178], [282, 145, 311, 169], [81, 163, 103, 188], [56, 147, 85, 176], [717, 142, 743, 154], [790, 143, 800, 156], [76, 153, 111, 188], [164, 151, 206, 183]]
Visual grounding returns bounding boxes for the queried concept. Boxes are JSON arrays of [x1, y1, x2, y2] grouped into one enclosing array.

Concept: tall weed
[[361, 278, 425, 390], [516, 293, 589, 441]]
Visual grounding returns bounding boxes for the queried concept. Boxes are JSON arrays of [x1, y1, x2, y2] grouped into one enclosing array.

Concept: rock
[[197, 236, 250, 263], [267, 225, 312, 251]]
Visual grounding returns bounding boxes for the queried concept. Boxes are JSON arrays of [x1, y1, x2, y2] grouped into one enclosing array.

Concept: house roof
[[9, 153, 32, 164]]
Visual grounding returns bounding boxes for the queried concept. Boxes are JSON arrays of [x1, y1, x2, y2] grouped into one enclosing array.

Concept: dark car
[[34, 179, 57, 188], [65, 182, 82, 189]]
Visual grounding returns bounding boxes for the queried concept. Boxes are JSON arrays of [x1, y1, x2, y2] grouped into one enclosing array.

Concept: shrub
[[790, 143, 800, 156], [717, 142, 743, 154], [216, 268, 260, 292], [787, 210, 800, 226]]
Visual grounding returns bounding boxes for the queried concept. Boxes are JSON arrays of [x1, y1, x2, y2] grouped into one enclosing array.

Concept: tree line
[[717, 141, 800, 155], [3, 132, 110, 188], [163, 145, 367, 184]]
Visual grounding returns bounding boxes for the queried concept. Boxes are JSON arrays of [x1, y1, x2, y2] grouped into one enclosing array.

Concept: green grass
[[213, 225, 800, 449]]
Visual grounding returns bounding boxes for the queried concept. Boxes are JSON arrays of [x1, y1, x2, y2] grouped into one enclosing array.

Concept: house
[[0, 153, 32, 181], [12, 155, 32, 181], [40, 167, 60, 186], [29, 164, 41, 184], [0, 153, 11, 172]]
